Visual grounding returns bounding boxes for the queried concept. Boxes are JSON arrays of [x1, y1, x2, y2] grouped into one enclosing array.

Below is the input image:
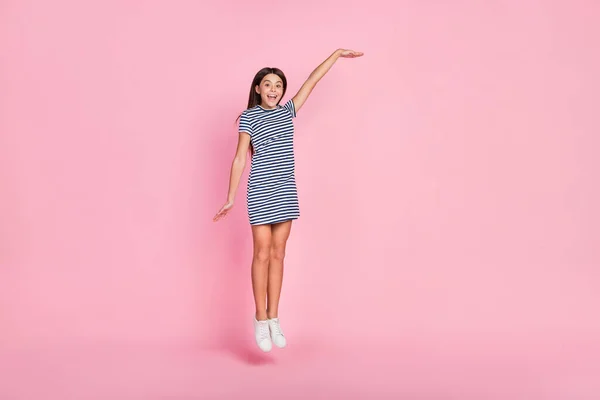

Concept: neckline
[[257, 105, 279, 111]]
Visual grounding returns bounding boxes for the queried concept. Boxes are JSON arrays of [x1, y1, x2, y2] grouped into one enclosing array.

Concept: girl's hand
[[338, 49, 364, 58], [213, 201, 234, 222]]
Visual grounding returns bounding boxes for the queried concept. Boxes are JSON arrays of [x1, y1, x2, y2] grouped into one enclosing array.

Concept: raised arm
[[292, 48, 363, 113]]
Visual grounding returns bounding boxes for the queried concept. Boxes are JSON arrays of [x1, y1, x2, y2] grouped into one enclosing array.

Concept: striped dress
[[238, 99, 299, 225]]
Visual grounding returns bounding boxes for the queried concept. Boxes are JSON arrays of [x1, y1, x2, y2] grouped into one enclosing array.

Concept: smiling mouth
[[267, 94, 277, 100]]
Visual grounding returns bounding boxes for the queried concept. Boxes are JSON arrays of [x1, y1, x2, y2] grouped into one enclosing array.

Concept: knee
[[270, 246, 286, 262], [254, 246, 271, 263]]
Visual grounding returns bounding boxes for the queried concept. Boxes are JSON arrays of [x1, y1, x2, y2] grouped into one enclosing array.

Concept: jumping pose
[[213, 48, 364, 352]]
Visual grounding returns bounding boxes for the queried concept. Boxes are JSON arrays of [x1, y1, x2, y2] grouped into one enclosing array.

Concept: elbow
[[233, 155, 246, 168]]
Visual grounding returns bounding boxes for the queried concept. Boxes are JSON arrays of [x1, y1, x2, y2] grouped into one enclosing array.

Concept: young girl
[[213, 48, 363, 352]]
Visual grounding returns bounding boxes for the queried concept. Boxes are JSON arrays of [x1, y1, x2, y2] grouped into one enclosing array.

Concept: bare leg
[[267, 220, 292, 319], [251, 224, 272, 321]]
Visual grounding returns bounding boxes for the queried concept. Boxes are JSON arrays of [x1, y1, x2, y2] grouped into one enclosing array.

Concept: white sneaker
[[268, 317, 287, 348], [254, 317, 272, 352]]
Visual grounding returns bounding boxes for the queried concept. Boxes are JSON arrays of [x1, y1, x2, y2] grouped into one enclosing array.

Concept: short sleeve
[[283, 99, 296, 118], [238, 111, 253, 136]]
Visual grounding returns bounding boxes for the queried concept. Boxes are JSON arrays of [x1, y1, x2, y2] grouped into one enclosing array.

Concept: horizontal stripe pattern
[[238, 99, 299, 225]]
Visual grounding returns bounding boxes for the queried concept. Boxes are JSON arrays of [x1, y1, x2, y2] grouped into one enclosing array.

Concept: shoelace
[[258, 322, 270, 340], [269, 319, 283, 336]]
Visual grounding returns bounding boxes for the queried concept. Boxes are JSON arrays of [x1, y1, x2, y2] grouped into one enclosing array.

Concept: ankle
[[266, 311, 278, 319], [255, 311, 268, 321]]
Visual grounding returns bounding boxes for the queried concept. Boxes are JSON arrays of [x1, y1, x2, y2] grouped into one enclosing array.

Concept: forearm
[[226, 157, 246, 202], [291, 48, 361, 113], [307, 49, 343, 84]]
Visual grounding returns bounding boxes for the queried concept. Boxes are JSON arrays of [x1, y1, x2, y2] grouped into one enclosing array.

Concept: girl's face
[[255, 73, 284, 108]]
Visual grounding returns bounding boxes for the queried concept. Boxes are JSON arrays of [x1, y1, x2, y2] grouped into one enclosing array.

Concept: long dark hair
[[237, 67, 288, 155]]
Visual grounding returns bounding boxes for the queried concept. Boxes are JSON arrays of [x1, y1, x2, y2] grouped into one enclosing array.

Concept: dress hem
[[249, 216, 299, 226]]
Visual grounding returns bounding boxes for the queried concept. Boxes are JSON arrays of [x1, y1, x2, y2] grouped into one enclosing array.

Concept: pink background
[[1, 0, 599, 398]]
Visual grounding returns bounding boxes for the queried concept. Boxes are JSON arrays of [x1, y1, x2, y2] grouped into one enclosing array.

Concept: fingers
[[340, 50, 364, 58], [213, 210, 225, 222], [213, 202, 234, 222], [213, 208, 231, 222]]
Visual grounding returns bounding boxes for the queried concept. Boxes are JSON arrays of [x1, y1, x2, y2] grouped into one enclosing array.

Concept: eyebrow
[[264, 80, 283, 84]]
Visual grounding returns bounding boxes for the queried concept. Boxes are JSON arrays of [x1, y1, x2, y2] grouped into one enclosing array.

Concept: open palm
[[213, 201, 234, 222], [339, 49, 364, 58]]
